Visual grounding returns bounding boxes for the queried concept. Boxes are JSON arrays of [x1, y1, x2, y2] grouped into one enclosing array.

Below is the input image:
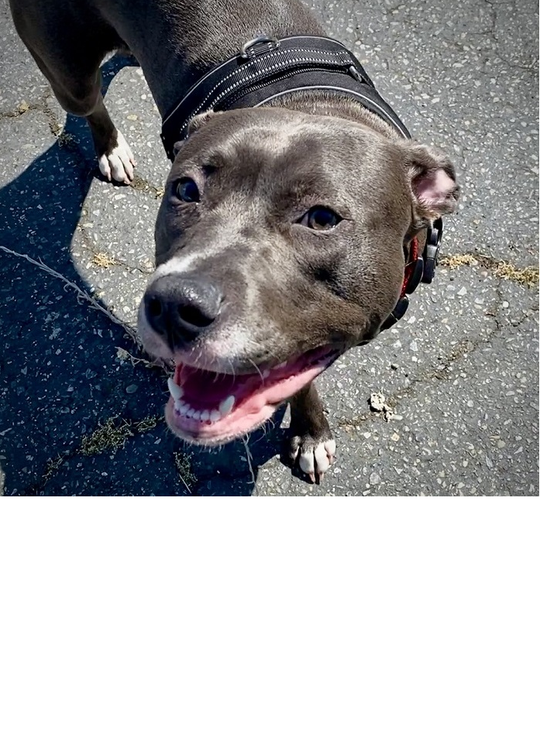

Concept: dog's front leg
[[283, 382, 336, 484]]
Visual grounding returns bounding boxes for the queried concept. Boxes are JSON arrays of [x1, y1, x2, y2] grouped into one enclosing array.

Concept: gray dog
[[10, 0, 459, 482]]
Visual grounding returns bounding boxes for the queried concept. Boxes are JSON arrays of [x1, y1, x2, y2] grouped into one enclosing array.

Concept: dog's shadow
[[0, 54, 290, 497]]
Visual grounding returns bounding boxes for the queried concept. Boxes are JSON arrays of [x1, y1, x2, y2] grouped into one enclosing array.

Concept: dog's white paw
[[288, 436, 336, 484], [97, 131, 136, 184]]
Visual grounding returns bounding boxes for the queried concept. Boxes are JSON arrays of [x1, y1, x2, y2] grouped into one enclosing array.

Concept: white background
[[0, 499, 538, 754]]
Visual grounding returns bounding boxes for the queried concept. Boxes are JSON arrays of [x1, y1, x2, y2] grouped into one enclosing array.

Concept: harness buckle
[[422, 217, 443, 284], [240, 36, 280, 60]]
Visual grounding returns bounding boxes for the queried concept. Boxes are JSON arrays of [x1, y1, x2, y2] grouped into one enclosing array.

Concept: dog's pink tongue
[[175, 363, 249, 405]]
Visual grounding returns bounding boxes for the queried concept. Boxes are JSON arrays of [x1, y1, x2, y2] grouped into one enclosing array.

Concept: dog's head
[[138, 107, 459, 444]]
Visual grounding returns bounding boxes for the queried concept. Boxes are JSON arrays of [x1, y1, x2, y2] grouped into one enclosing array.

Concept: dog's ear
[[403, 143, 460, 219], [172, 111, 222, 157]]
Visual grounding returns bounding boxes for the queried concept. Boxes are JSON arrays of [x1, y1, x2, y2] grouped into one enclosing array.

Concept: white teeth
[[167, 378, 183, 401], [175, 400, 220, 422], [262, 369, 270, 379], [174, 396, 231, 423], [219, 395, 235, 416]]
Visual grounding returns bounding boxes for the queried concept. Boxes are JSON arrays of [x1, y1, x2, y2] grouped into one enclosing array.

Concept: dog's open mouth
[[165, 346, 339, 444]]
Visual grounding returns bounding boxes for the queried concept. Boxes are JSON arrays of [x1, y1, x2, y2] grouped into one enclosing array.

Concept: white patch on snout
[[97, 131, 136, 184], [150, 253, 203, 280], [203, 323, 256, 363], [153, 210, 248, 279]]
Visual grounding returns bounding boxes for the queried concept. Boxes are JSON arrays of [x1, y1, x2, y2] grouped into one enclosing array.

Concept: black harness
[[160, 35, 411, 156], [160, 35, 443, 328]]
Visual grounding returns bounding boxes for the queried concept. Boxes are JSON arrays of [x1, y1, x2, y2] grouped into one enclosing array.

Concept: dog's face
[[138, 107, 458, 445]]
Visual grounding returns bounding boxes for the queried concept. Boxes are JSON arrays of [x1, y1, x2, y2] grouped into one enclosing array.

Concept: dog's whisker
[[247, 357, 264, 382], [226, 357, 236, 379], [242, 436, 257, 492]]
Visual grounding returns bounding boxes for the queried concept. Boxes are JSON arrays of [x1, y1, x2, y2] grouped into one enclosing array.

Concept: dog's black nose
[[143, 274, 223, 345]]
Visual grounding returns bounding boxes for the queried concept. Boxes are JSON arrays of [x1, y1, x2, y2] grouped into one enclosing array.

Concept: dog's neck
[[264, 90, 402, 141]]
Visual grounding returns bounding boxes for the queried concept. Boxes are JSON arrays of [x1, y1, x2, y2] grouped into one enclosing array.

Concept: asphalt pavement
[[0, 0, 538, 496]]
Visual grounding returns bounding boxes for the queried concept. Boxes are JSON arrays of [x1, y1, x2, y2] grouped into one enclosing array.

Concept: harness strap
[[160, 35, 410, 159]]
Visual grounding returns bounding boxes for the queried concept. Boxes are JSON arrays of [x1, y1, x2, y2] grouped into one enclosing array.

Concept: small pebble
[[369, 392, 386, 412]]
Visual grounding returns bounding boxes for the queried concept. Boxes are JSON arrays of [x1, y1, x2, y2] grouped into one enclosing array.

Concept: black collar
[[160, 35, 410, 159]]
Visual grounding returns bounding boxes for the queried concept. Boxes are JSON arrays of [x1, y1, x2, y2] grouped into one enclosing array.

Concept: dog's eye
[[175, 177, 200, 202], [300, 206, 342, 231]]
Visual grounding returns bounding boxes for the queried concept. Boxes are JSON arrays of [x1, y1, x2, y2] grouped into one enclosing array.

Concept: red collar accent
[[401, 236, 419, 298]]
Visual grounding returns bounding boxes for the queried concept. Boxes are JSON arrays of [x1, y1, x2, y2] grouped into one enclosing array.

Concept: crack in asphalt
[[440, 252, 539, 286], [0, 104, 36, 119], [0, 91, 63, 133], [335, 279, 537, 433], [481, 0, 500, 39]]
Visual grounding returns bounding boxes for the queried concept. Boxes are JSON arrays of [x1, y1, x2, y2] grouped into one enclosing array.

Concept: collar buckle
[[240, 36, 280, 60], [422, 217, 443, 284]]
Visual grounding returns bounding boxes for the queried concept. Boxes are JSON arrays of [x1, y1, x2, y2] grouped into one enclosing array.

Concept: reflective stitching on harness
[[161, 35, 364, 128], [164, 49, 350, 130], [174, 51, 351, 136]]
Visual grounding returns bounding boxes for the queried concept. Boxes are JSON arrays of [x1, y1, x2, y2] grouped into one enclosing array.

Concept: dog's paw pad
[[289, 437, 336, 484], [97, 131, 136, 184]]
